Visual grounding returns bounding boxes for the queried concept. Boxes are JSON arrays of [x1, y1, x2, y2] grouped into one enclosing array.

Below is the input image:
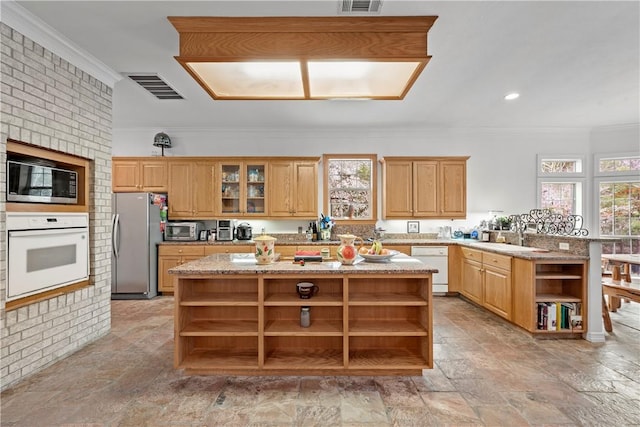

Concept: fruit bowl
[[359, 250, 399, 263]]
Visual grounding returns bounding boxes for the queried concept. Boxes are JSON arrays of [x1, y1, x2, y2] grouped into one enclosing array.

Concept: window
[[596, 154, 640, 256], [540, 182, 581, 217], [323, 154, 377, 221], [537, 155, 585, 217]]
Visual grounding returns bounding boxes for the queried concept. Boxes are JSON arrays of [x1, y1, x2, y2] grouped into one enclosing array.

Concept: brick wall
[[0, 23, 113, 391]]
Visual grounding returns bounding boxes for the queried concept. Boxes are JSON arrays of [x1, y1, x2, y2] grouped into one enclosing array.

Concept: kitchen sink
[[468, 242, 549, 252]]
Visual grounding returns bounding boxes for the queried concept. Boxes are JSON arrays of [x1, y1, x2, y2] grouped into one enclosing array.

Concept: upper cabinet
[[167, 159, 217, 219], [381, 157, 468, 219], [269, 159, 319, 218], [112, 158, 167, 192], [219, 161, 267, 217]]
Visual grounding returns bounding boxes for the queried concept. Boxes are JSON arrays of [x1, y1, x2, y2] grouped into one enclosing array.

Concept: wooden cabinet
[[204, 245, 253, 255], [460, 248, 484, 305], [158, 245, 205, 293], [173, 271, 432, 375], [379, 245, 411, 255], [268, 160, 318, 218], [167, 160, 217, 219], [482, 252, 512, 320], [219, 161, 267, 216], [513, 259, 587, 335], [381, 157, 468, 219], [460, 247, 512, 320], [112, 158, 167, 192]]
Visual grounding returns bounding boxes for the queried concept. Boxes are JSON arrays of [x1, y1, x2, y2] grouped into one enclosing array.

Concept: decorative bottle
[[300, 307, 311, 328]]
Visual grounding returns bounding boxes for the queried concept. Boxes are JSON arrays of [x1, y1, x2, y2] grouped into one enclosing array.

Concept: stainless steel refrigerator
[[111, 192, 163, 299]]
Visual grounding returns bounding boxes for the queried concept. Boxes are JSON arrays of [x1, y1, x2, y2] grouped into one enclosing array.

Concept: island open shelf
[[171, 254, 434, 375]]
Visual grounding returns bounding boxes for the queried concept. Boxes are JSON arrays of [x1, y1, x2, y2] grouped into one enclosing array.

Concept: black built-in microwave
[[7, 160, 78, 204]]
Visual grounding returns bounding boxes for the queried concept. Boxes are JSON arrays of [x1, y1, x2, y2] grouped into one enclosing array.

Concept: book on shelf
[[537, 302, 582, 331]]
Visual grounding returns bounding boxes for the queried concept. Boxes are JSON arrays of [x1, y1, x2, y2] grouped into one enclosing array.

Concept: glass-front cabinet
[[219, 161, 266, 216]]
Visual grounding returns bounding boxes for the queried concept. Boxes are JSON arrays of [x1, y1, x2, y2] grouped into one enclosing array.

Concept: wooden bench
[[602, 281, 640, 332]]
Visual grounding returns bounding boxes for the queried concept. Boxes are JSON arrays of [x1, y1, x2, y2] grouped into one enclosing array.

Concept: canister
[[254, 234, 277, 264]]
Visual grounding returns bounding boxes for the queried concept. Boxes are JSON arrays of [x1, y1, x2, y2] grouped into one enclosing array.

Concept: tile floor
[[2, 296, 639, 426]]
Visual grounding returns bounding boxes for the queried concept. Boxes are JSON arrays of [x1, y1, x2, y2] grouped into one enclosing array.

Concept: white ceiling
[[12, 0, 640, 131]]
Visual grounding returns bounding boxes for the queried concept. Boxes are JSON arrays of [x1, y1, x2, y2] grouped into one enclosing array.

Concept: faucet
[[374, 227, 385, 241], [509, 214, 526, 246]]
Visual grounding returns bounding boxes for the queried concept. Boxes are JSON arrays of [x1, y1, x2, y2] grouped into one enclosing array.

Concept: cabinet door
[[140, 160, 167, 192], [112, 160, 140, 192], [268, 161, 293, 217], [484, 266, 512, 320], [292, 161, 317, 217], [383, 160, 413, 218], [245, 162, 266, 215], [413, 161, 438, 217], [168, 162, 193, 218], [512, 258, 535, 331], [440, 160, 466, 218], [220, 163, 241, 215], [193, 161, 217, 218], [158, 256, 181, 292], [461, 258, 483, 305]]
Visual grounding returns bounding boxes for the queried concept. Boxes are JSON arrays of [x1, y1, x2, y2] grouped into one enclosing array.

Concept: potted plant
[[497, 216, 511, 230]]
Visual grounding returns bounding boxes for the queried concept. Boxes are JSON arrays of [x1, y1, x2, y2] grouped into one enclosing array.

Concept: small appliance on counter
[[217, 220, 234, 241], [164, 222, 204, 241], [236, 222, 253, 240]]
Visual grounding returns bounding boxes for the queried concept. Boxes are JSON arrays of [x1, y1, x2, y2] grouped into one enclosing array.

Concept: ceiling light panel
[[188, 62, 305, 98], [169, 16, 437, 100], [308, 61, 424, 98]]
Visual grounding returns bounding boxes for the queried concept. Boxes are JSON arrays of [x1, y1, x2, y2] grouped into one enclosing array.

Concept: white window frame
[[537, 154, 586, 217], [323, 154, 377, 223], [594, 152, 640, 177], [594, 152, 640, 254]]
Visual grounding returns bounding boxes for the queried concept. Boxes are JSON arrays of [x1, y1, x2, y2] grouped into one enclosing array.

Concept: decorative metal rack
[[509, 209, 589, 237]]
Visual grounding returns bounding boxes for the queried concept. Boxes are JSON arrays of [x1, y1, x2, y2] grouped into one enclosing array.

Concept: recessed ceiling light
[[504, 93, 520, 100]]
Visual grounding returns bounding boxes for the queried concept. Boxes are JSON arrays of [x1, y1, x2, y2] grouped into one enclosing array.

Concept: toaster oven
[[164, 222, 203, 241]]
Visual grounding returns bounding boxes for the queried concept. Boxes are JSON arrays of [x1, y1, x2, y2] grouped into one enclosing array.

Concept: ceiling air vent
[[125, 73, 184, 100], [340, 0, 382, 13]]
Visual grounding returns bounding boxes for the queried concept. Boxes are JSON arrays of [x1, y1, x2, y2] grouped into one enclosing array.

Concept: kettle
[[236, 222, 253, 240]]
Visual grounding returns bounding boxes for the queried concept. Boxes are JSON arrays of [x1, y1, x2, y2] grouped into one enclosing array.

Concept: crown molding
[[1, 0, 122, 87]]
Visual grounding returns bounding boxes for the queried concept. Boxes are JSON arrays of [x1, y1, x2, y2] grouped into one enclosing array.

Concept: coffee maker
[[217, 220, 233, 241]]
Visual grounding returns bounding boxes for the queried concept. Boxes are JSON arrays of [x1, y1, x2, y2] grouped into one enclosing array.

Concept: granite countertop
[[159, 238, 588, 261], [169, 253, 438, 276]]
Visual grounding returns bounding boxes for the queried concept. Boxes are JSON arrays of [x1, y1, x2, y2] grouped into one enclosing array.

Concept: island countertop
[[169, 253, 438, 276]]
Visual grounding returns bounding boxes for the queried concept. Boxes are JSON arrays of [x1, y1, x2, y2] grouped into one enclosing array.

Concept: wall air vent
[[340, 0, 382, 13], [125, 73, 183, 100]]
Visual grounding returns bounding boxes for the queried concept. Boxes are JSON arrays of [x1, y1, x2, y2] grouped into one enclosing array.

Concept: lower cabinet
[[174, 273, 432, 375], [460, 248, 483, 305], [482, 253, 512, 320], [204, 245, 252, 255], [512, 259, 587, 336], [158, 245, 205, 293], [460, 247, 512, 321]]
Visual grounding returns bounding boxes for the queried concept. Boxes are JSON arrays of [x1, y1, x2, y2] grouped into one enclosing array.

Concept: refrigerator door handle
[[112, 213, 120, 258]]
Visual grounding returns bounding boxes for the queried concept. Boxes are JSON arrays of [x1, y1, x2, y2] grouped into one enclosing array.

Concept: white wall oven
[[7, 213, 89, 301]]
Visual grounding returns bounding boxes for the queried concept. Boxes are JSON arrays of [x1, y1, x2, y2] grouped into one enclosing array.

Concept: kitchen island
[[169, 253, 435, 376]]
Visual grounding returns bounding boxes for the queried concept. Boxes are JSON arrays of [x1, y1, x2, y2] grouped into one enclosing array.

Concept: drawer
[[482, 252, 512, 271], [204, 245, 252, 255], [460, 247, 482, 261], [159, 245, 205, 256]]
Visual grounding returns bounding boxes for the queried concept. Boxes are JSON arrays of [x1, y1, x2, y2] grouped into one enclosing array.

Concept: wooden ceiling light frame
[[168, 16, 438, 100]]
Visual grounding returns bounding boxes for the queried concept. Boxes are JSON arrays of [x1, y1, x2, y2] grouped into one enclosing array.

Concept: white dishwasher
[[411, 246, 448, 294]]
